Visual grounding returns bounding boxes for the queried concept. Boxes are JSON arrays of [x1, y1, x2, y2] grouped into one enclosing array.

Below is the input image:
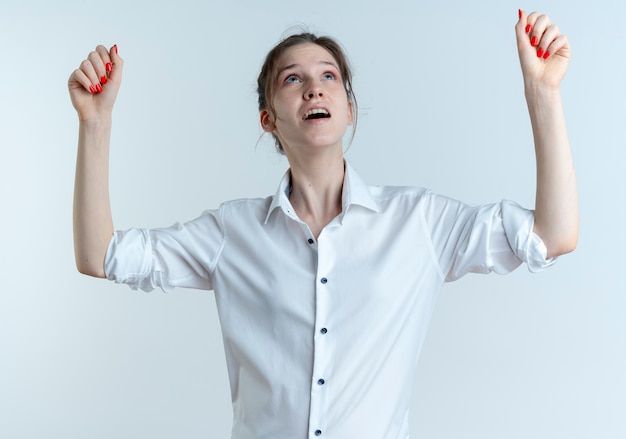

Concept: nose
[[304, 83, 323, 100]]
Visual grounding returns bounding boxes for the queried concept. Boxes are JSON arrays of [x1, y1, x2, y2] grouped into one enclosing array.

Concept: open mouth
[[304, 108, 331, 120]]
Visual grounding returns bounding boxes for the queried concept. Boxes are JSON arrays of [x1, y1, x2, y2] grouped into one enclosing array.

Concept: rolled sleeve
[[501, 200, 557, 273], [424, 193, 557, 281], [105, 229, 171, 292], [104, 210, 223, 293]]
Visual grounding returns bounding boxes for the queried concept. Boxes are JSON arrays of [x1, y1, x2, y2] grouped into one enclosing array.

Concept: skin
[[517, 10, 578, 257], [69, 45, 122, 277], [69, 11, 577, 277], [260, 43, 353, 238]]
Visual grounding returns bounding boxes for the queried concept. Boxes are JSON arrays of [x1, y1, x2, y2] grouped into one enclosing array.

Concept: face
[[260, 43, 353, 156]]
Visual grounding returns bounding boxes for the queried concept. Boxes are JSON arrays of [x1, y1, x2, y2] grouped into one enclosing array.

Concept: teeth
[[304, 108, 329, 119]]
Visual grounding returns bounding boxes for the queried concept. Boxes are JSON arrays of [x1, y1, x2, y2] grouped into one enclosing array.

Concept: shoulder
[[368, 184, 433, 205], [366, 184, 468, 217], [217, 196, 273, 211], [198, 195, 274, 226]]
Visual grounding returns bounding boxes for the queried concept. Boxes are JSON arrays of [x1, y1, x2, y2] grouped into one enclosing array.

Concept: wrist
[[78, 113, 113, 127], [524, 81, 561, 100], [524, 82, 561, 104], [78, 114, 113, 152]]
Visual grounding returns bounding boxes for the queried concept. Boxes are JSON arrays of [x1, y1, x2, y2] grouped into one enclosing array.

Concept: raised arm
[[69, 45, 124, 277], [516, 10, 578, 258]]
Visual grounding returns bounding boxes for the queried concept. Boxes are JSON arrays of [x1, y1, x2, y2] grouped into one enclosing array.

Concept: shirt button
[[308, 238, 314, 244], [320, 328, 328, 334], [315, 430, 322, 436], [318, 378, 325, 385], [320, 277, 328, 284]]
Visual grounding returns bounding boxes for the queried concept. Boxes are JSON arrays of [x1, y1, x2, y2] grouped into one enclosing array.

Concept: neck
[[286, 151, 345, 238]]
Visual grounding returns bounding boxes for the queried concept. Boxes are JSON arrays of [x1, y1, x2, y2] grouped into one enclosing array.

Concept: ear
[[347, 101, 354, 126], [260, 110, 275, 132]]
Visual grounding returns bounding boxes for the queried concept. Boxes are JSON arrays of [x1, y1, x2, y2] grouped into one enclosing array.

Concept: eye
[[322, 72, 336, 80], [284, 74, 301, 84]]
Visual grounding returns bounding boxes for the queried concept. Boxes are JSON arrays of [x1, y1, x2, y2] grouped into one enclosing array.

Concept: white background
[[1, 0, 624, 438]]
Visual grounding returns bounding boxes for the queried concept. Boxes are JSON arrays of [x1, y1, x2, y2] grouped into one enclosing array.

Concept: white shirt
[[105, 162, 555, 439]]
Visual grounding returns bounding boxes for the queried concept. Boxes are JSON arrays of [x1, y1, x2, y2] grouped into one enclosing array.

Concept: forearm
[[526, 84, 578, 258], [73, 116, 114, 277]]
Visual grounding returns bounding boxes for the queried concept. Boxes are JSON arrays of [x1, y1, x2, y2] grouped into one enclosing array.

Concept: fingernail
[[106, 62, 112, 72], [100, 75, 107, 85], [537, 47, 544, 58], [542, 50, 551, 60], [518, 9, 522, 19], [96, 84, 103, 93], [114, 44, 118, 55], [531, 36, 538, 46], [525, 24, 532, 33], [89, 85, 97, 94]]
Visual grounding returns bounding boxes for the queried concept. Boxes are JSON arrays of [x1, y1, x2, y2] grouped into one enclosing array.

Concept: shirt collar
[[264, 160, 379, 224]]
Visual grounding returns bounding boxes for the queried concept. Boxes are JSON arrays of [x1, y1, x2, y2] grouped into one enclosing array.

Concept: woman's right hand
[[68, 44, 123, 122]]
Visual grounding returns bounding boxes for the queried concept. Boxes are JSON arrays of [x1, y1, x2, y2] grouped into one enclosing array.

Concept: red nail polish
[[518, 9, 522, 19], [543, 50, 551, 60], [106, 62, 112, 72], [89, 85, 96, 94], [531, 36, 538, 46], [96, 84, 102, 93], [101, 75, 107, 85], [537, 48, 544, 58], [114, 44, 118, 54], [525, 24, 531, 33]]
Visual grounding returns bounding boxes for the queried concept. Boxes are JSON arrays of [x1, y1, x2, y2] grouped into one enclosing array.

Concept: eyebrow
[[278, 60, 339, 77]]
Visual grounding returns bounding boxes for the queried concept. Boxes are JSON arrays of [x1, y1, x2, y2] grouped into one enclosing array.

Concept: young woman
[[69, 9, 577, 439]]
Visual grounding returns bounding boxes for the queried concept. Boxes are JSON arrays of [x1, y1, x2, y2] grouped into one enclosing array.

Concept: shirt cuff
[[104, 229, 174, 292], [501, 200, 557, 273]]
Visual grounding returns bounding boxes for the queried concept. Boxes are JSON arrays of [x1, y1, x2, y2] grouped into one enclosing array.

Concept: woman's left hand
[[516, 10, 571, 90]]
